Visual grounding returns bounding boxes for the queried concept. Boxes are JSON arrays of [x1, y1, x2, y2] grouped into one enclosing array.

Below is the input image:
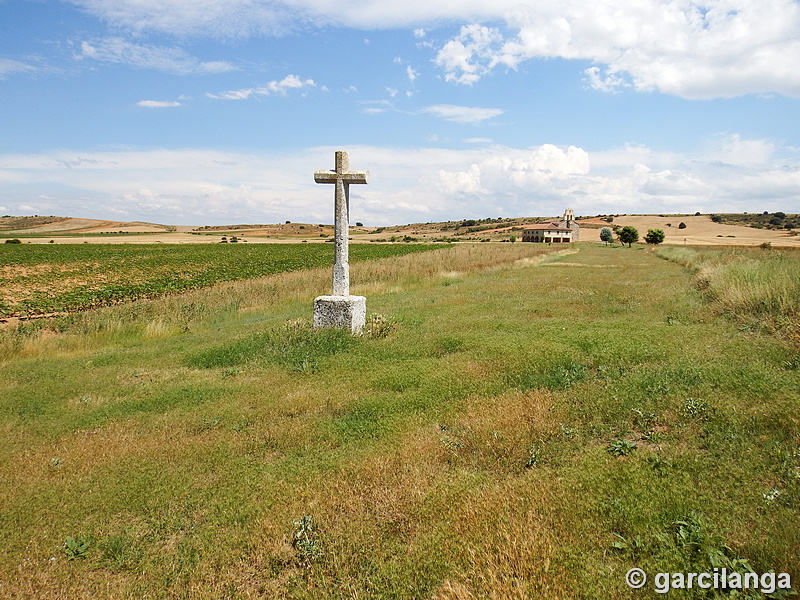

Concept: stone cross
[[314, 150, 369, 295], [312, 150, 369, 333]]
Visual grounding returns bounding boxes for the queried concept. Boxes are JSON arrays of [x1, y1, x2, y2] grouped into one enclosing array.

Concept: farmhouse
[[522, 208, 580, 243]]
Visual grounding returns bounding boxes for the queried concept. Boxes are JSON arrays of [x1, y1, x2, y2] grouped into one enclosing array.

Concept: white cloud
[[78, 38, 237, 74], [206, 75, 316, 100], [422, 104, 503, 124], [1, 138, 797, 225], [0, 58, 39, 79], [67, 0, 512, 36], [137, 100, 182, 108], [435, 163, 486, 195], [434, 24, 504, 85], [66, 0, 800, 98], [406, 65, 418, 82], [710, 134, 776, 166], [434, 0, 800, 98]]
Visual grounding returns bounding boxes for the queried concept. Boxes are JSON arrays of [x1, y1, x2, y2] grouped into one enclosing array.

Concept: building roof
[[524, 223, 572, 231]]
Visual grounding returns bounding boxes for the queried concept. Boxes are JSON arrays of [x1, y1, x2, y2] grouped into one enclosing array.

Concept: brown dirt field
[[578, 215, 800, 247]]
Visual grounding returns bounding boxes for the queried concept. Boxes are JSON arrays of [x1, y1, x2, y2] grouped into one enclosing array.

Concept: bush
[[678, 222, 687, 229], [617, 226, 639, 247], [644, 229, 665, 245], [4, 239, 22, 244]]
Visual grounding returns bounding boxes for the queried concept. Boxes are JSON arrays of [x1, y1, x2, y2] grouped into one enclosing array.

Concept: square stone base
[[313, 295, 366, 334]]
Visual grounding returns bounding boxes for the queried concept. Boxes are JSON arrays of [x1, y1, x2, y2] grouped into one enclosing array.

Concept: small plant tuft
[[362, 313, 399, 339], [681, 397, 710, 420], [608, 438, 637, 457], [525, 444, 542, 468], [292, 515, 322, 565], [63, 536, 90, 560]]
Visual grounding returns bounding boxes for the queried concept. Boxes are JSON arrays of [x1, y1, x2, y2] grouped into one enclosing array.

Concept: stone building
[[521, 208, 580, 243]]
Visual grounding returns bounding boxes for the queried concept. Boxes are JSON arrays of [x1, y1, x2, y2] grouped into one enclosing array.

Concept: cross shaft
[[314, 150, 369, 296]]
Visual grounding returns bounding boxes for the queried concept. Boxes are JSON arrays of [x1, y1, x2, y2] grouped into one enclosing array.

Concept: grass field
[[0, 243, 443, 318], [0, 243, 798, 599]]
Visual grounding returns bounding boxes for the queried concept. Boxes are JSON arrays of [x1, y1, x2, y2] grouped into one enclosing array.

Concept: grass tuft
[[187, 320, 355, 372]]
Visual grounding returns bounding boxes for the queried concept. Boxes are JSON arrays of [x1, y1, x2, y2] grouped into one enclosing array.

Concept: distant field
[[0, 243, 443, 318], [580, 214, 800, 247]]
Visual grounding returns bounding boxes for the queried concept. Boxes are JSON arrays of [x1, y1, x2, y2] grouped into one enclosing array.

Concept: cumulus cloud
[[434, 0, 800, 98], [66, 0, 800, 98], [421, 104, 503, 124], [710, 134, 776, 166], [78, 38, 237, 74], [1, 138, 797, 225], [434, 25, 504, 85], [435, 163, 486, 195], [206, 75, 316, 99]]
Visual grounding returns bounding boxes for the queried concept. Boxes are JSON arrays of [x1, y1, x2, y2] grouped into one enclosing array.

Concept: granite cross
[[314, 150, 369, 296]]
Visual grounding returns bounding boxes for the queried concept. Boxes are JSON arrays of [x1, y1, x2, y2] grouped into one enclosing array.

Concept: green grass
[[0, 243, 797, 598], [0, 242, 443, 317], [657, 245, 800, 341]]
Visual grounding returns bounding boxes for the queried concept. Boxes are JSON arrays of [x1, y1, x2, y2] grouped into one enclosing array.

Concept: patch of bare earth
[[578, 214, 800, 247]]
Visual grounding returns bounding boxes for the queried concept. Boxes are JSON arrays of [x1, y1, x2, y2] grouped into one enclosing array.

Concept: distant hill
[[0, 216, 70, 230], [0, 216, 178, 235], [1, 213, 798, 246]]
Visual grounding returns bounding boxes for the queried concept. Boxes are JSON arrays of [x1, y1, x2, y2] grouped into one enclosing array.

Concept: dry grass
[[657, 245, 800, 341]]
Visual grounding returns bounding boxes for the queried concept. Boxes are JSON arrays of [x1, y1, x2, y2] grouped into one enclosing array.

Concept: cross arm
[[314, 171, 369, 185]]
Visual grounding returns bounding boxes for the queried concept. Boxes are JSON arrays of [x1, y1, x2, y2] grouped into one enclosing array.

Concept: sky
[[1, 0, 799, 226]]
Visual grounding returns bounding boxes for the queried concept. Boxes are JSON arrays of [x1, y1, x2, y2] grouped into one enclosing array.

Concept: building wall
[[522, 228, 574, 243]]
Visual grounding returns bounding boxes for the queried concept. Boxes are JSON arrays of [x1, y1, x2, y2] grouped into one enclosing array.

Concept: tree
[[618, 226, 639, 247], [678, 222, 687, 229], [600, 226, 614, 245], [644, 228, 665, 245]]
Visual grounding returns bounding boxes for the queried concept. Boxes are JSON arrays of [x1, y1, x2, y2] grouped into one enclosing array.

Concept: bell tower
[[563, 208, 574, 225]]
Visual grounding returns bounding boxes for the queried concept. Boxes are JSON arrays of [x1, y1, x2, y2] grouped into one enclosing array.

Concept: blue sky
[[1, 0, 799, 226]]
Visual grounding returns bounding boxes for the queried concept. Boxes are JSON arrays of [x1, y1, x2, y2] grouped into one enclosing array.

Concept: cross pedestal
[[313, 150, 369, 333]]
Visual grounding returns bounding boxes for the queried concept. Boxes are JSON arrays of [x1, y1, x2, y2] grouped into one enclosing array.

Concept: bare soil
[[580, 215, 800, 247]]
